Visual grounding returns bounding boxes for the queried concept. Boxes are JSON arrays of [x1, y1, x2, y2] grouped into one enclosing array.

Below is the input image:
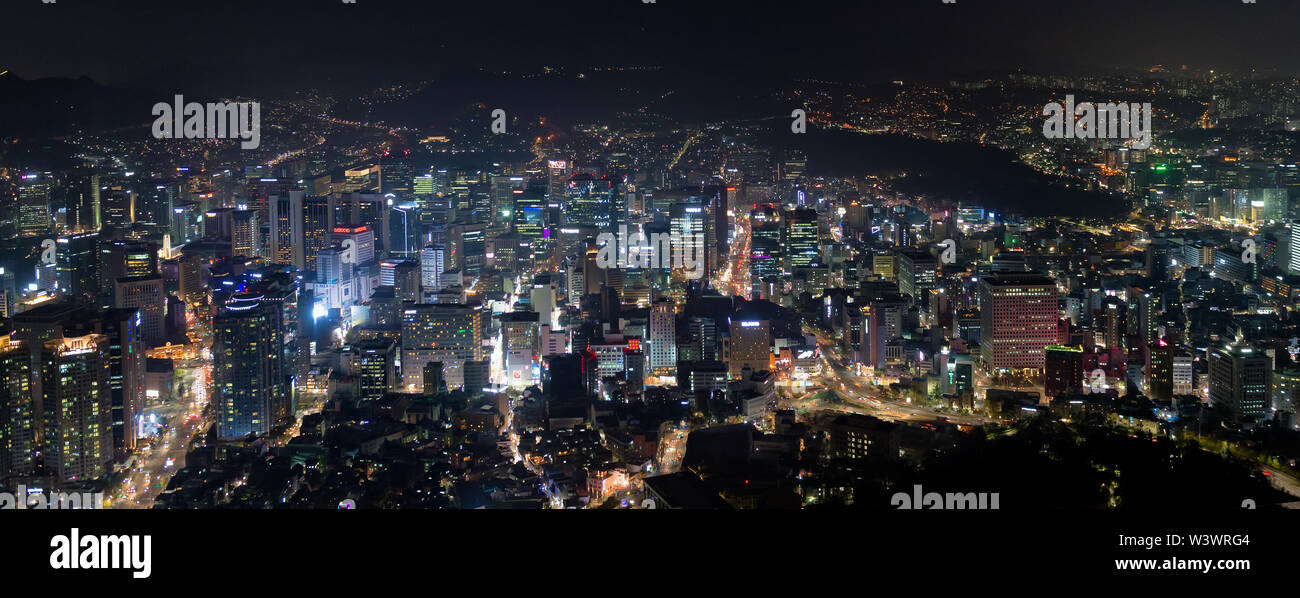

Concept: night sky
[[4, 0, 1300, 89]]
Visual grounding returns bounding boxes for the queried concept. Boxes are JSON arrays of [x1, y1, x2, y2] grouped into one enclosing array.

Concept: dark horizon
[[5, 0, 1300, 93]]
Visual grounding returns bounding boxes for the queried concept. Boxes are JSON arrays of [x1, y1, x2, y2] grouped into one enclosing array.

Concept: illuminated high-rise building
[[268, 192, 302, 266], [0, 335, 35, 479], [213, 293, 285, 439], [565, 174, 616, 229], [782, 208, 820, 271], [231, 209, 260, 258], [41, 334, 112, 483], [400, 303, 484, 390], [17, 174, 52, 238], [113, 275, 165, 348], [728, 318, 771, 379], [355, 339, 397, 402], [647, 299, 677, 375], [749, 205, 782, 296], [420, 244, 446, 293], [1147, 339, 1173, 401], [490, 175, 525, 231], [1208, 340, 1271, 426], [978, 272, 1058, 372]]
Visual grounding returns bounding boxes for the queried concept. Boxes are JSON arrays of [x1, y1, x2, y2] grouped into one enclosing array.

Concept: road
[[791, 332, 993, 427], [108, 361, 210, 509]]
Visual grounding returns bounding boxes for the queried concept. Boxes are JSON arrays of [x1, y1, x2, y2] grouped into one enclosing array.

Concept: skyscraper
[[420, 245, 446, 293], [41, 334, 112, 483], [1044, 345, 1084, 398], [213, 293, 285, 439], [114, 275, 165, 348], [355, 340, 397, 402], [0, 335, 35, 479], [783, 207, 820, 271], [729, 318, 771, 379], [978, 272, 1059, 372], [1208, 340, 1271, 426], [17, 174, 52, 238], [647, 299, 677, 375], [401, 304, 484, 390]]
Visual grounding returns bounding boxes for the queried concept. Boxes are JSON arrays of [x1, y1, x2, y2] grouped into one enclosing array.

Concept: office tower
[[749, 205, 782, 296], [567, 262, 584, 307], [332, 224, 375, 267], [1173, 352, 1195, 395], [547, 160, 571, 200], [500, 311, 539, 386], [688, 316, 719, 361], [114, 275, 165, 347], [300, 194, 336, 271], [268, 192, 301, 265], [422, 361, 447, 397], [1208, 340, 1271, 426], [490, 175, 525, 231], [896, 249, 938, 303], [335, 193, 391, 255], [1273, 366, 1300, 426], [514, 192, 546, 262], [978, 272, 1059, 371], [729, 318, 771, 378], [170, 201, 201, 244], [98, 239, 158, 297], [17, 174, 52, 238], [0, 335, 34, 479], [136, 183, 176, 235], [647, 299, 677, 375], [41, 334, 112, 483], [418, 244, 446, 295], [944, 351, 975, 399], [178, 252, 205, 307], [451, 222, 487, 278], [344, 165, 380, 191], [381, 260, 420, 302], [389, 202, 419, 259], [355, 339, 397, 402], [783, 207, 820, 271], [565, 174, 616, 229], [315, 246, 348, 284], [462, 359, 490, 397], [213, 293, 285, 439], [1044, 345, 1084, 398], [1212, 244, 1255, 285], [669, 202, 706, 283], [56, 231, 100, 301], [400, 304, 484, 390], [1127, 287, 1158, 349], [1147, 339, 1173, 401], [99, 308, 145, 459], [1099, 297, 1127, 351], [231, 209, 260, 258], [379, 159, 413, 195], [852, 303, 887, 370], [65, 169, 101, 234], [1290, 221, 1300, 276], [0, 268, 13, 319], [530, 277, 557, 328], [99, 185, 133, 229]]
